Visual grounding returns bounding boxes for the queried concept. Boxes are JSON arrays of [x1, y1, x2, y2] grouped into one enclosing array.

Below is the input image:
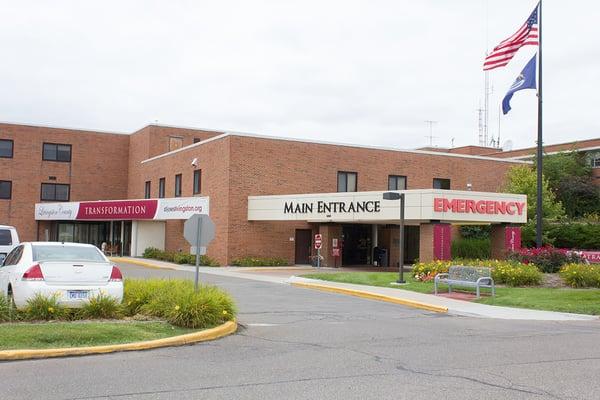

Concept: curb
[[0, 320, 237, 361], [291, 282, 448, 313], [109, 257, 177, 270]]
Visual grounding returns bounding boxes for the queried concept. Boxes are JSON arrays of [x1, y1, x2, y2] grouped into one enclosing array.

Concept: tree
[[540, 151, 591, 189], [556, 176, 600, 218], [537, 151, 599, 218], [504, 165, 564, 221]]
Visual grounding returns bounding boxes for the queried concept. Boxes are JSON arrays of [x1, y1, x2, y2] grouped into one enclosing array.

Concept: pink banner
[[504, 226, 521, 252], [578, 251, 600, 264], [433, 224, 451, 260], [76, 200, 158, 220]]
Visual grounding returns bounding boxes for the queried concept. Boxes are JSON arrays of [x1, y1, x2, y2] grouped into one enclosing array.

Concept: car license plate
[[68, 290, 89, 300]]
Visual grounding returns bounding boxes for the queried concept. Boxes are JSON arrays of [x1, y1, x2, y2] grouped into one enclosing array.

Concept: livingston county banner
[[34, 197, 209, 221]]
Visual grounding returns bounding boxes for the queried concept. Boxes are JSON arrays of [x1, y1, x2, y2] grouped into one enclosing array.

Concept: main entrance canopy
[[248, 190, 527, 224]]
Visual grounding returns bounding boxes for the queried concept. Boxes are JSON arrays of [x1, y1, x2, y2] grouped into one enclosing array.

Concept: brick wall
[[0, 123, 129, 241]]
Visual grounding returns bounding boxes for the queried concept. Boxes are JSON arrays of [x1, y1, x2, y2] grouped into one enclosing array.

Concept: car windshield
[[0, 230, 12, 246], [32, 244, 106, 262]]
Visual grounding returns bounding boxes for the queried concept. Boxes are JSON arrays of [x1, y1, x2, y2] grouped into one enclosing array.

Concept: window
[[0, 229, 12, 245], [3, 245, 23, 266], [174, 174, 182, 197], [593, 157, 600, 168], [388, 175, 407, 190], [0, 139, 13, 158], [158, 178, 165, 198], [193, 170, 202, 194], [193, 138, 202, 144], [169, 137, 183, 151], [41, 183, 70, 201], [144, 181, 151, 199], [0, 181, 11, 199], [43, 143, 71, 162], [433, 178, 451, 190], [337, 171, 357, 192]]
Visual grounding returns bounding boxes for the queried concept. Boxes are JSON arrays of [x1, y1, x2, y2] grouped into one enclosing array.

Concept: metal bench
[[434, 266, 495, 299]]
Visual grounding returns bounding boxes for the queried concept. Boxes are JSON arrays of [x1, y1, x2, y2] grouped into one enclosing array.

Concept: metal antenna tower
[[424, 120, 438, 146]]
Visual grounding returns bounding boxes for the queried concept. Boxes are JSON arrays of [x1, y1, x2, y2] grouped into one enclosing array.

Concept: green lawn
[[0, 321, 195, 350], [303, 272, 600, 315]]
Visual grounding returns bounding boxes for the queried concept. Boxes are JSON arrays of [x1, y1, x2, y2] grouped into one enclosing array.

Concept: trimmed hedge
[[451, 238, 490, 260], [230, 257, 290, 267], [560, 264, 600, 288], [413, 259, 542, 286], [142, 247, 219, 267]]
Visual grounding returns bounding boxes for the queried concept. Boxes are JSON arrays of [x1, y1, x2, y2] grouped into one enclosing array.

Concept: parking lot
[[0, 262, 598, 400]]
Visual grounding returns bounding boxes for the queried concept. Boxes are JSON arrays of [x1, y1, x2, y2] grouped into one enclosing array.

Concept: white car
[[0, 225, 19, 265], [0, 242, 123, 309]]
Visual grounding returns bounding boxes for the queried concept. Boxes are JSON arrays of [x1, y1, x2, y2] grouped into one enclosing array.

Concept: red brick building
[[0, 122, 546, 266]]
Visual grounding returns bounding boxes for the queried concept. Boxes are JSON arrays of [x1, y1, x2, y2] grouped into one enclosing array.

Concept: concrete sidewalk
[[288, 276, 598, 321], [111, 256, 599, 322]]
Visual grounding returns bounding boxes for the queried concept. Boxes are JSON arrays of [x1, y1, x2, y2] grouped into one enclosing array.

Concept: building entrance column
[[419, 222, 452, 262], [490, 224, 522, 259]]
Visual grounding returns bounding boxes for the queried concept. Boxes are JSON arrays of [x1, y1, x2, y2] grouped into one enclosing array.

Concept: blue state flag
[[502, 53, 537, 114]]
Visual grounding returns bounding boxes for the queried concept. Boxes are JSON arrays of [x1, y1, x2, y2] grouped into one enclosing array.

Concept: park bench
[[434, 266, 495, 299]]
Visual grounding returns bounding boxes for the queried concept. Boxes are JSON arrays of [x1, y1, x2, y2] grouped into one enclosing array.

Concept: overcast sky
[[0, 1, 597, 150]]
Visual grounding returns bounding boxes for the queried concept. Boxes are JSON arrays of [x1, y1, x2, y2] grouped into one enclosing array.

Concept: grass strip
[[0, 321, 194, 350], [303, 272, 600, 315]]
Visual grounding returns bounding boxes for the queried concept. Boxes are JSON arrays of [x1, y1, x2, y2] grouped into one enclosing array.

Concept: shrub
[[546, 222, 600, 250], [459, 225, 491, 239], [560, 264, 600, 288], [413, 259, 542, 286], [166, 285, 236, 329], [142, 247, 220, 266], [23, 293, 67, 321], [142, 247, 162, 259], [0, 294, 13, 322], [78, 293, 122, 319], [451, 238, 490, 260], [123, 278, 235, 329], [508, 246, 584, 273], [490, 262, 542, 286], [230, 257, 290, 267]]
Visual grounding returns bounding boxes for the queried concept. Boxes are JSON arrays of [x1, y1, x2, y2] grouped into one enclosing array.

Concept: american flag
[[483, 5, 539, 71]]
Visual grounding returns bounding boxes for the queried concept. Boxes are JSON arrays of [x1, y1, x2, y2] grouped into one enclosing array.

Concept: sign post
[[184, 214, 216, 291], [383, 192, 406, 284], [314, 234, 322, 268]]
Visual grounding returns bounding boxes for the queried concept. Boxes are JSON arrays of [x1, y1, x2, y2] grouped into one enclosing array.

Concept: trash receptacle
[[380, 248, 388, 267]]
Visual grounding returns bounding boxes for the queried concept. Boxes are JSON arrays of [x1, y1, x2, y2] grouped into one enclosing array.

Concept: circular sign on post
[[314, 233, 322, 249]]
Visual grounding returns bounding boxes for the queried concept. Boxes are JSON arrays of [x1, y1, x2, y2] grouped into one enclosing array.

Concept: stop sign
[[314, 234, 322, 249]]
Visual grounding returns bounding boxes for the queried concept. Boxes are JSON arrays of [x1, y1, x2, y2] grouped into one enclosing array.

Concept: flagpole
[[536, 0, 543, 247]]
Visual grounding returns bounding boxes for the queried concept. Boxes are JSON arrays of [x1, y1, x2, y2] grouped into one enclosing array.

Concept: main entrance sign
[[248, 190, 527, 224]]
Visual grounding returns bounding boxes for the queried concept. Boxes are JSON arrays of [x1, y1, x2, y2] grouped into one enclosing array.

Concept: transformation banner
[[35, 197, 209, 221]]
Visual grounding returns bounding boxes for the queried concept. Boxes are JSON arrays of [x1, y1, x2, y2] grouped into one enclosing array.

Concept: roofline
[[488, 138, 600, 157], [508, 145, 600, 160], [141, 131, 532, 164], [0, 120, 128, 136], [130, 122, 226, 135]]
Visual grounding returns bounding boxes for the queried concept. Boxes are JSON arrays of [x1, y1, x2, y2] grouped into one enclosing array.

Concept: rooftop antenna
[[497, 104, 502, 148], [424, 120, 438, 146], [480, 0, 493, 147], [451, 137, 455, 148]]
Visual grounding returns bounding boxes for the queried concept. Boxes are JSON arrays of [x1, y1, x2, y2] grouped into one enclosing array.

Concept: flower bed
[[507, 246, 584, 273], [412, 259, 542, 286], [560, 263, 600, 288]]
